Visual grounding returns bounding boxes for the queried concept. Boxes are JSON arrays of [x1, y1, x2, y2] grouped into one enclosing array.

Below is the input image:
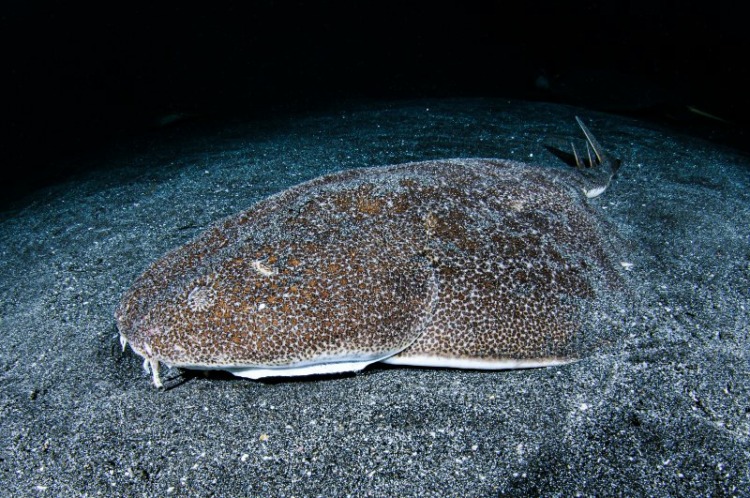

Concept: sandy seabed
[[1, 99, 748, 497]]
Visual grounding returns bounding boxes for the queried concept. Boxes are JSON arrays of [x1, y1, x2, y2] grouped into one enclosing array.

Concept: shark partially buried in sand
[[115, 117, 628, 388]]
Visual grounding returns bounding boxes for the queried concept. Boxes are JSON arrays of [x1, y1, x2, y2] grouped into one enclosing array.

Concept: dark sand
[[1, 100, 748, 496]]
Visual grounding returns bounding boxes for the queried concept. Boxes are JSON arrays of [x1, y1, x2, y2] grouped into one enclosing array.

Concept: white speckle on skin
[[252, 259, 277, 276]]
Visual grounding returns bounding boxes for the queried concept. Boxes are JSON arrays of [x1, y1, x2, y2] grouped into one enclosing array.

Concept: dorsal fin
[[571, 116, 621, 198]]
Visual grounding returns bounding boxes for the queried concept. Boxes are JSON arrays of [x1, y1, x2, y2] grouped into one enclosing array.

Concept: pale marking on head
[[187, 285, 218, 312], [252, 259, 277, 277]]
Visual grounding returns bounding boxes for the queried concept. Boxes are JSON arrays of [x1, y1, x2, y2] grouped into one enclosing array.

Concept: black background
[[2, 1, 748, 208]]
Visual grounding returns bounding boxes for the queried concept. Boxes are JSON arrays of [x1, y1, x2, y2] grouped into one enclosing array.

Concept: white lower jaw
[[124, 343, 404, 388], [223, 358, 382, 379]]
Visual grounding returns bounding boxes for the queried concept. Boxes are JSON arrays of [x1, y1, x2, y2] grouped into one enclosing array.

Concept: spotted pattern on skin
[[115, 127, 625, 386], [389, 164, 611, 363]]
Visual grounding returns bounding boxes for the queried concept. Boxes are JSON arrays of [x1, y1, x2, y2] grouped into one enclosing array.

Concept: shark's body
[[115, 118, 625, 387]]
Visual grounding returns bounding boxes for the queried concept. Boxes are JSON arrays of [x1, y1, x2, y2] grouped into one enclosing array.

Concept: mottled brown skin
[[116, 119, 625, 386], [386, 162, 616, 364]]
